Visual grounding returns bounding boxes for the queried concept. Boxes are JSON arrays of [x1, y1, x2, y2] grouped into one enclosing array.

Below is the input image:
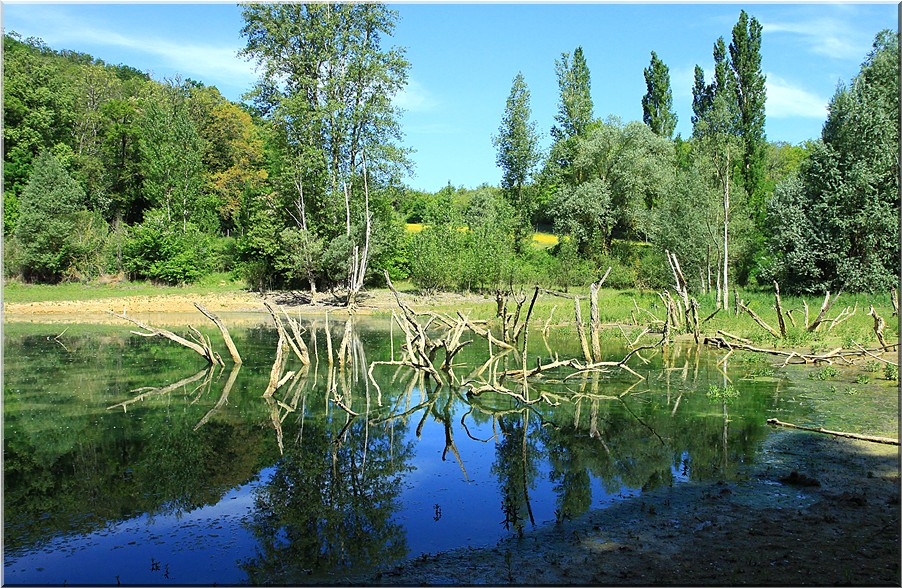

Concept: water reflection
[[241, 416, 414, 583], [4, 320, 794, 585]]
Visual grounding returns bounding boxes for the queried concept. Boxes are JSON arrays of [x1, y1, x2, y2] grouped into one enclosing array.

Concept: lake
[[3, 315, 823, 585]]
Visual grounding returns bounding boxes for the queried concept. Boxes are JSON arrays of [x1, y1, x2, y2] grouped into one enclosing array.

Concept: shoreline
[[370, 429, 900, 585]]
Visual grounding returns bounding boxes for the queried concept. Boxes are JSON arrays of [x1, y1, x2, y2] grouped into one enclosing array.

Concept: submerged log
[[766, 418, 899, 445]]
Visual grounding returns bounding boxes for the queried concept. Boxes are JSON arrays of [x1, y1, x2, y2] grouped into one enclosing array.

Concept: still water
[[4, 316, 810, 585]]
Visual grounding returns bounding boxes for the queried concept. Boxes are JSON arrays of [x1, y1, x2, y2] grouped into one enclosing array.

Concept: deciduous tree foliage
[[765, 30, 899, 293], [238, 3, 411, 291], [550, 118, 674, 257]]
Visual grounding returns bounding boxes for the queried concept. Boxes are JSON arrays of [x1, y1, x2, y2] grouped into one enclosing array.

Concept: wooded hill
[[3, 7, 898, 299]]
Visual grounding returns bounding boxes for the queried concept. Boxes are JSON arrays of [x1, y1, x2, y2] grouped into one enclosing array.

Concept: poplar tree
[[729, 10, 767, 225], [493, 72, 540, 251], [552, 47, 594, 141], [641, 51, 677, 139]]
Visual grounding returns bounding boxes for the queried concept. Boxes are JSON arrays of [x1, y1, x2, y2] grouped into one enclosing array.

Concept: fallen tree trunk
[[705, 336, 897, 365], [766, 418, 899, 445]]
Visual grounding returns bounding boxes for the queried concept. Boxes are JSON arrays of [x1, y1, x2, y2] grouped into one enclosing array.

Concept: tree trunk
[[722, 153, 730, 312]]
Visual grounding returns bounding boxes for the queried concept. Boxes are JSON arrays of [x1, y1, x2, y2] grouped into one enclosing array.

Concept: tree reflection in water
[[240, 410, 415, 584]]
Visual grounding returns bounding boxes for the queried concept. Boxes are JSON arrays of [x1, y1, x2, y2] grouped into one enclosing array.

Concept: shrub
[[123, 209, 212, 285]]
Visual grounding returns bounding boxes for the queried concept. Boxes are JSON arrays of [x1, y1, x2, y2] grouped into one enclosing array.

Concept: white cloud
[[6, 5, 257, 89], [765, 74, 829, 119], [394, 78, 439, 113], [761, 17, 870, 61], [62, 27, 255, 82]]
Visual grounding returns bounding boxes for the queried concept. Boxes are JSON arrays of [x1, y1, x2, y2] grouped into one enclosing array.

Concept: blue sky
[[2, 2, 897, 192]]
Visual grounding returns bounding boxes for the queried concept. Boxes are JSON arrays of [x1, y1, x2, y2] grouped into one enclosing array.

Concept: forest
[[3, 5, 899, 300]]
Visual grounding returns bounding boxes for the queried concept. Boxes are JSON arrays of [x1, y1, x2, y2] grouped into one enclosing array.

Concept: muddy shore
[[369, 430, 900, 586]]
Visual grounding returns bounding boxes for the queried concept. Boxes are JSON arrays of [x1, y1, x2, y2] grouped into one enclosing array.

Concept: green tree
[[3, 34, 79, 219], [493, 72, 541, 252], [692, 37, 742, 308], [765, 31, 899, 293], [14, 151, 87, 282], [641, 51, 677, 139], [137, 82, 207, 233], [239, 3, 410, 292], [729, 10, 767, 224], [552, 47, 594, 142], [240, 2, 410, 218], [122, 208, 212, 285], [551, 118, 674, 256]]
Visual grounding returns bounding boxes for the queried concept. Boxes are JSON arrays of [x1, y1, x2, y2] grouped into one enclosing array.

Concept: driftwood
[[588, 268, 612, 361], [263, 300, 311, 366], [851, 341, 899, 367], [705, 335, 897, 365], [193, 303, 242, 364], [767, 418, 899, 445], [109, 311, 224, 366], [773, 281, 787, 338]]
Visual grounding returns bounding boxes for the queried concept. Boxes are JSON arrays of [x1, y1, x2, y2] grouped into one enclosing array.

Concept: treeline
[[3, 8, 898, 298]]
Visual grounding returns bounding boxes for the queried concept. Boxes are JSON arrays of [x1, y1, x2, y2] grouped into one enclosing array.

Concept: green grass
[[3, 272, 246, 304]]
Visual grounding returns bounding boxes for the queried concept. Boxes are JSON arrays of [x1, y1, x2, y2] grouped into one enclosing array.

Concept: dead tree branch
[[193, 303, 242, 364], [738, 301, 781, 338], [766, 418, 899, 445], [109, 311, 224, 366]]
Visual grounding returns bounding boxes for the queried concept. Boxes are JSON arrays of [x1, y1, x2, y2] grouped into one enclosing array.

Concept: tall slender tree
[[641, 51, 677, 139], [493, 72, 540, 251], [691, 65, 711, 129], [552, 47, 594, 141], [239, 2, 410, 292], [729, 10, 767, 224], [692, 37, 740, 309]]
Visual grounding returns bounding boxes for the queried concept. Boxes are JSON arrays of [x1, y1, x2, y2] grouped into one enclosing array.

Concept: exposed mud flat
[[368, 430, 900, 586], [2, 289, 494, 325]]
